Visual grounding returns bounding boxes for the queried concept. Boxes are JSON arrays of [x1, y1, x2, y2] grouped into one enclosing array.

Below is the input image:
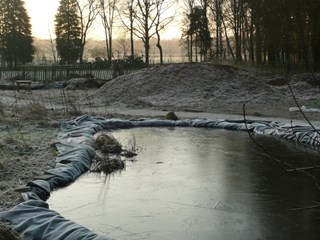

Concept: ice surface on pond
[[48, 127, 320, 240]]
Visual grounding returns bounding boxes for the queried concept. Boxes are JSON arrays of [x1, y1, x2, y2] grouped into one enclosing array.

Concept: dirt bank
[[93, 63, 320, 119]]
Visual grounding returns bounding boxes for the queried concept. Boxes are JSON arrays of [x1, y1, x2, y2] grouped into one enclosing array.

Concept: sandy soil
[[1, 62, 320, 214]]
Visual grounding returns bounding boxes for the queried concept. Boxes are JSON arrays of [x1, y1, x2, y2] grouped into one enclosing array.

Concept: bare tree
[[221, 10, 235, 60], [76, 0, 99, 63], [227, 0, 243, 63], [115, 37, 130, 57], [119, 0, 136, 58], [219, 0, 243, 62], [48, 25, 58, 64], [99, 0, 118, 64], [154, 0, 177, 64], [133, 0, 160, 66], [208, 0, 225, 59]]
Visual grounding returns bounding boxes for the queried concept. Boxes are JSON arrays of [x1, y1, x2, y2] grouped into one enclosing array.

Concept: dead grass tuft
[[95, 133, 123, 154], [0, 222, 20, 240], [0, 101, 4, 116], [3, 136, 17, 145], [91, 153, 125, 174], [22, 102, 48, 121]]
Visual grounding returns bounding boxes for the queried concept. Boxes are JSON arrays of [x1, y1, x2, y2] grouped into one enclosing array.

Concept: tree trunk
[[79, 41, 85, 63], [195, 37, 198, 62], [255, 23, 262, 65], [156, 31, 163, 64], [233, 0, 242, 63], [104, 30, 110, 63], [222, 16, 235, 60], [130, 5, 135, 57], [130, 28, 134, 57], [108, 34, 112, 63], [248, 20, 254, 65], [145, 40, 150, 66], [310, 11, 320, 69], [215, 0, 220, 58], [189, 35, 193, 62]]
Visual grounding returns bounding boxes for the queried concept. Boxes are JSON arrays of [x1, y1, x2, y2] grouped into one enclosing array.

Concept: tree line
[[0, 0, 177, 67], [53, 0, 177, 66], [182, 0, 320, 70], [0, 0, 319, 70]]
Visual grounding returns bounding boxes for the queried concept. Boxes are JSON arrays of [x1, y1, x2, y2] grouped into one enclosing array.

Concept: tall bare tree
[[119, 0, 136, 58], [115, 37, 130, 57], [99, 0, 118, 64], [208, 0, 225, 59], [227, 0, 243, 63], [76, 0, 98, 63], [132, 0, 157, 65], [154, 0, 177, 64], [48, 26, 58, 64]]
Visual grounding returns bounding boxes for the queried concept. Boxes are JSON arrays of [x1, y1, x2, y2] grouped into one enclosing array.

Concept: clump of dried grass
[[91, 153, 125, 174], [0, 100, 4, 116], [94, 133, 123, 154], [91, 133, 141, 174], [122, 134, 139, 158], [60, 89, 83, 116], [91, 133, 125, 174], [24, 102, 48, 120], [0, 222, 20, 240]]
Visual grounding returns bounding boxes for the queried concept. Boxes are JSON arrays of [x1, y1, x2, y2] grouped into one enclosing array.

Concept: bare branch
[[76, 0, 99, 62]]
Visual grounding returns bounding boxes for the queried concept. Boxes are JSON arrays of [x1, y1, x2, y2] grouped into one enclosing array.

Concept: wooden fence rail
[[0, 65, 140, 81], [1, 62, 312, 82]]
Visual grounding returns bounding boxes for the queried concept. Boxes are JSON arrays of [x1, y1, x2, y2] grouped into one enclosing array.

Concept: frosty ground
[[0, 62, 320, 214]]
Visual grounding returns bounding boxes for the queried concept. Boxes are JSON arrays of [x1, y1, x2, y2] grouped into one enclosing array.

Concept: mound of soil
[[95, 63, 288, 114], [65, 78, 102, 90]]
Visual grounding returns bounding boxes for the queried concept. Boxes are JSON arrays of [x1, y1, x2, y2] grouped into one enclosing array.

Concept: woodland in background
[[0, 0, 320, 71], [182, 0, 320, 71]]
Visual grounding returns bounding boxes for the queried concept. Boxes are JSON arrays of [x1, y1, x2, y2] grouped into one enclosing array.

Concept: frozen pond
[[47, 127, 320, 240]]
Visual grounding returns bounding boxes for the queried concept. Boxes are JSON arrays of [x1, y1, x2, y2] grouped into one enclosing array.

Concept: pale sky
[[24, 0, 182, 40]]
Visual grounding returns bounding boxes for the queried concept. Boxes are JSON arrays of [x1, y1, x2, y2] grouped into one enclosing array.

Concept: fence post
[[52, 65, 56, 80], [44, 68, 47, 82], [33, 67, 37, 81]]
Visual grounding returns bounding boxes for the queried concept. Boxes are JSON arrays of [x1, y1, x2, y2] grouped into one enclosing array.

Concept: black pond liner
[[0, 115, 320, 240]]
